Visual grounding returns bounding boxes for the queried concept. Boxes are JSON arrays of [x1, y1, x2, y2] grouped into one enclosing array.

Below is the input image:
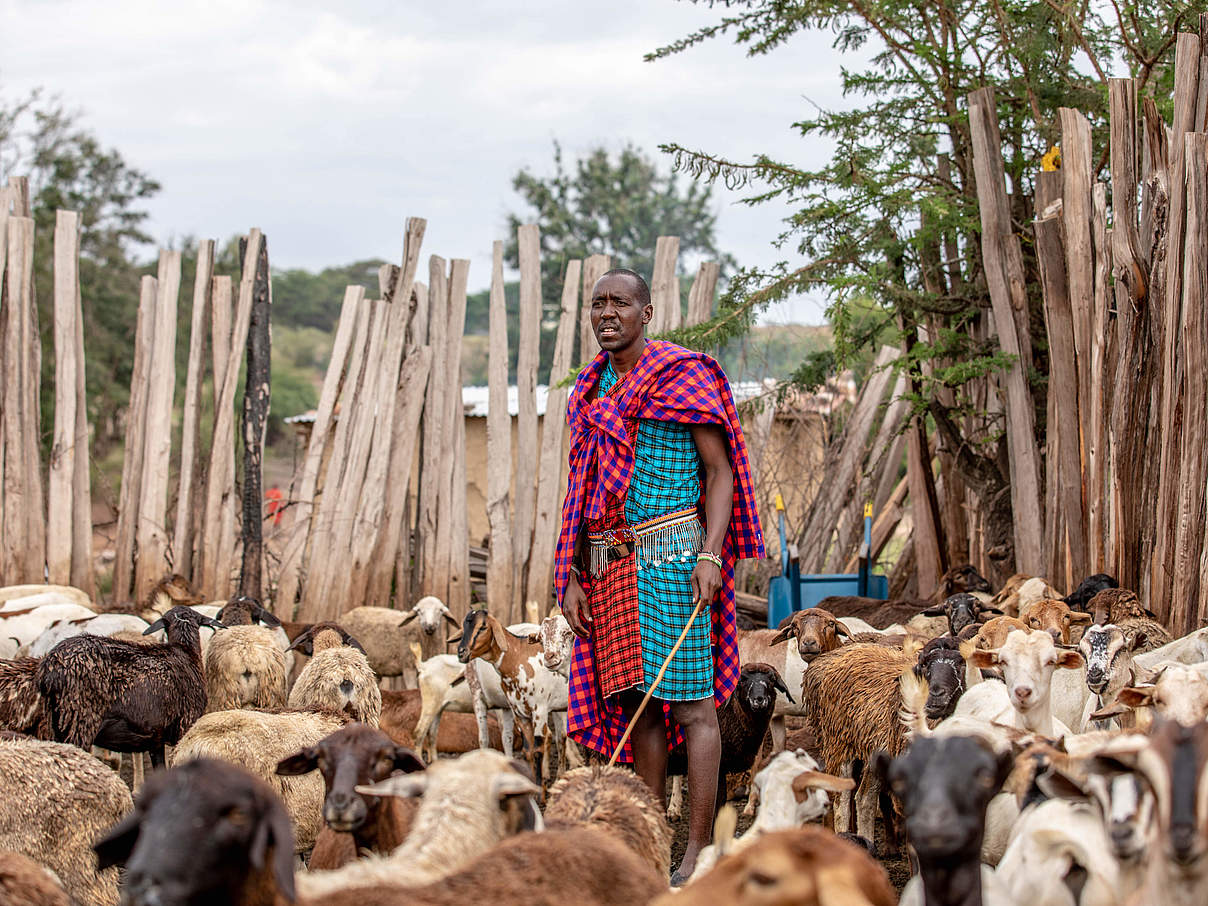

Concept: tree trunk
[[238, 234, 271, 601]]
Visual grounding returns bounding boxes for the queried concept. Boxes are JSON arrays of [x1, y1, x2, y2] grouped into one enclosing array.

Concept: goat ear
[[446, 631, 463, 644], [253, 605, 281, 628], [391, 746, 425, 774], [398, 610, 419, 628], [769, 624, 795, 646], [1069, 612, 1093, 624], [1056, 650, 1084, 670], [490, 617, 510, 652], [968, 649, 999, 669], [792, 770, 856, 797], [981, 607, 1005, 617], [1117, 687, 1153, 709], [142, 619, 165, 636], [492, 771, 541, 800], [93, 806, 146, 870], [833, 621, 851, 639], [1089, 702, 1131, 721], [1128, 630, 1149, 652], [1036, 766, 1090, 802], [357, 773, 428, 799], [443, 610, 461, 630], [342, 631, 366, 653], [921, 606, 947, 617], [274, 748, 319, 776]]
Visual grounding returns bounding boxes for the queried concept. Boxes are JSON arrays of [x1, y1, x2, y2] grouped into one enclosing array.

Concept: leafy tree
[[650, 0, 1197, 568], [1, 88, 160, 458], [504, 142, 734, 366]]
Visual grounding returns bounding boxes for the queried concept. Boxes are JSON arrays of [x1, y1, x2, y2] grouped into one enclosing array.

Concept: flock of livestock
[[0, 565, 1204, 906]]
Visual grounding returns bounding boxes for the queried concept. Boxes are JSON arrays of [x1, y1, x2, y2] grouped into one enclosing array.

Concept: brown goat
[[276, 723, 424, 871], [0, 851, 71, 906], [1019, 598, 1093, 644], [656, 827, 895, 906], [960, 615, 1028, 652], [379, 689, 517, 753]]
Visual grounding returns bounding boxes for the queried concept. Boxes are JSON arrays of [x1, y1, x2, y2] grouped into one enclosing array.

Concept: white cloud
[[0, 0, 865, 324]]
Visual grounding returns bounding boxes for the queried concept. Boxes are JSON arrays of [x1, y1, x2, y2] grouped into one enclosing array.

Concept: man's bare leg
[[620, 690, 670, 807], [670, 697, 720, 880]]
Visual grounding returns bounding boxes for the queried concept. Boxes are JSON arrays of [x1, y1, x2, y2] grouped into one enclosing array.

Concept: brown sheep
[[0, 658, 48, 737], [656, 827, 895, 906], [769, 608, 849, 660], [799, 642, 917, 845], [1019, 598, 1093, 644], [0, 851, 71, 906], [544, 764, 673, 877], [813, 596, 930, 629], [378, 689, 516, 753], [1088, 589, 1173, 654]]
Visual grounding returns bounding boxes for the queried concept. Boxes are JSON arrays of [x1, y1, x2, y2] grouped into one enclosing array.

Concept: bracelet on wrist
[[697, 551, 723, 569]]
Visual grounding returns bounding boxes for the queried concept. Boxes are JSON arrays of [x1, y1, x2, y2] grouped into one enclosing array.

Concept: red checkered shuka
[[555, 340, 765, 760]]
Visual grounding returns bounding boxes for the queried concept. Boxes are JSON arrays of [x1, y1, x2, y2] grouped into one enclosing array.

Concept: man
[[554, 268, 763, 881]]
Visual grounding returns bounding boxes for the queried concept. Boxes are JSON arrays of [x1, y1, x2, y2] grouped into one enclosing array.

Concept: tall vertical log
[[395, 280, 428, 601], [1170, 134, 1208, 635], [1036, 215, 1087, 591], [69, 227, 93, 595], [173, 239, 213, 580], [1152, 34, 1201, 621], [0, 185, 11, 581], [441, 259, 472, 616], [274, 285, 363, 610], [1088, 185, 1112, 571], [578, 254, 610, 364], [967, 86, 1044, 574], [112, 276, 156, 602], [416, 257, 449, 598], [485, 242, 514, 615], [686, 261, 720, 327], [527, 260, 581, 611], [47, 211, 81, 584], [238, 235, 271, 602], [1060, 108, 1095, 471], [650, 236, 680, 334], [196, 276, 231, 597], [513, 226, 542, 614]]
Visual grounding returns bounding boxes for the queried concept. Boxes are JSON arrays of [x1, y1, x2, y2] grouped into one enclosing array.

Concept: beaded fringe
[[588, 517, 703, 577]]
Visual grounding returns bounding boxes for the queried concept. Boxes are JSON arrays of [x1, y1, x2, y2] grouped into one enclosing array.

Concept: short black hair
[[597, 267, 651, 308]]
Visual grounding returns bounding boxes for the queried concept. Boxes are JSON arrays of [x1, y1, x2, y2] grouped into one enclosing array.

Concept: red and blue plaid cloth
[[556, 340, 765, 760]]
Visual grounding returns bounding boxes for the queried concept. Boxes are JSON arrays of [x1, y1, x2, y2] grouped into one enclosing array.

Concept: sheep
[[1091, 662, 1208, 728], [1134, 625, 1208, 671], [25, 613, 151, 658], [106, 573, 205, 621], [275, 723, 425, 870], [913, 636, 967, 722], [36, 605, 223, 768], [0, 658, 47, 737], [288, 625, 382, 726], [666, 663, 794, 815], [453, 610, 569, 783], [297, 748, 542, 897], [216, 595, 296, 666], [686, 748, 855, 882], [544, 764, 674, 877], [1087, 588, 1173, 654], [0, 850, 71, 906], [1064, 572, 1119, 610], [379, 687, 516, 754], [1020, 597, 1093, 644], [813, 595, 931, 629], [171, 706, 350, 853], [798, 641, 918, 842], [883, 734, 1015, 906], [660, 827, 896, 906], [204, 598, 288, 713], [0, 736, 133, 906], [0, 584, 92, 610], [938, 563, 994, 599], [920, 592, 1005, 637], [338, 602, 451, 688], [0, 603, 98, 658]]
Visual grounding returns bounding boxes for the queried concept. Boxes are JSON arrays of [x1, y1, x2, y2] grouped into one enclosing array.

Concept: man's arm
[[564, 525, 592, 639], [690, 423, 733, 606]]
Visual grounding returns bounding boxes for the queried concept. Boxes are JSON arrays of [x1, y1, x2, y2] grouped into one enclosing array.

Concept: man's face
[[590, 273, 651, 352]]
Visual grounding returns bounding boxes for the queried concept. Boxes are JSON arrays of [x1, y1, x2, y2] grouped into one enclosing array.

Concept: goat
[[1091, 662, 1208, 728], [1064, 573, 1118, 611], [660, 826, 895, 906], [0, 603, 98, 658], [920, 593, 1004, 637], [37, 605, 222, 767], [1135, 625, 1208, 671], [453, 610, 568, 783], [884, 735, 1015, 906], [276, 723, 424, 870], [963, 629, 1083, 736], [26, 613, 151, 657], [1020, 597, 1093, 644], [814, 595, 931, 629], [379, 687, 516, 754], [338, 602, 453, 687], [1078, 623, 1144, 730]]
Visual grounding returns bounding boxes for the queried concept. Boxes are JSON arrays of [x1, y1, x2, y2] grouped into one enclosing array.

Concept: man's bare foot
[[673, 844, 703, 885]]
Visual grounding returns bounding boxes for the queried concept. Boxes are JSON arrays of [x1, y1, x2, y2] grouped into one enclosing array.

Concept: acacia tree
[[652, 0, 1196, 573]]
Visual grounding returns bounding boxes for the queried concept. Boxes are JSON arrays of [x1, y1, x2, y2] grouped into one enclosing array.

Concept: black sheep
[[36, 605, 224, 767], [914, 637, 966, 721], [1064, 573, 1119, 611], [667, 662, 792, 810]]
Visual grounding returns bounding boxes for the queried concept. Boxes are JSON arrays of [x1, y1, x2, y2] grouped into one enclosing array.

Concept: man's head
[[591, 268, 651, 353]]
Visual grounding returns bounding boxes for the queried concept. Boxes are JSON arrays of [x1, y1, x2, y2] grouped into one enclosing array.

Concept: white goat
[[961, 629, 1083, 736]]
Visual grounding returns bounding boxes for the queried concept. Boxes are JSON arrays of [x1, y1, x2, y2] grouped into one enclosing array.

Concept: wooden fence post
[[238, 235, 271, 602], [485, 241, 514, 615], [69, 223, 93, 595], [650, 236, 680, 333], [527, 259, 581, 613], [578, 254, 611, 364], [47, 210, 81, 585], [444, 259, 472, 617], [112, 276, 157, 602], [173, 239, 213, 581], [513, 225, 542, 618], [967, 86, 1044, 575], [416, 257, 449, 599], [686, 261, 720, 327]]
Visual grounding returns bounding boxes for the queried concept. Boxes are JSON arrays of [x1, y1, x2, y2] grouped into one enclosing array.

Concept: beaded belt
[[585, 507, 703, 578]]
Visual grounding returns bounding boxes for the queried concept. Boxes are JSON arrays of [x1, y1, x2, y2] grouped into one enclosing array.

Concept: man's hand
[[564, 574, 592, 639], [691, 559, 723, 607]]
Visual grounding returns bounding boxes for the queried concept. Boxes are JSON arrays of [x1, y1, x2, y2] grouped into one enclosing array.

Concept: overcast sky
[[1, 0, 858, 324]]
